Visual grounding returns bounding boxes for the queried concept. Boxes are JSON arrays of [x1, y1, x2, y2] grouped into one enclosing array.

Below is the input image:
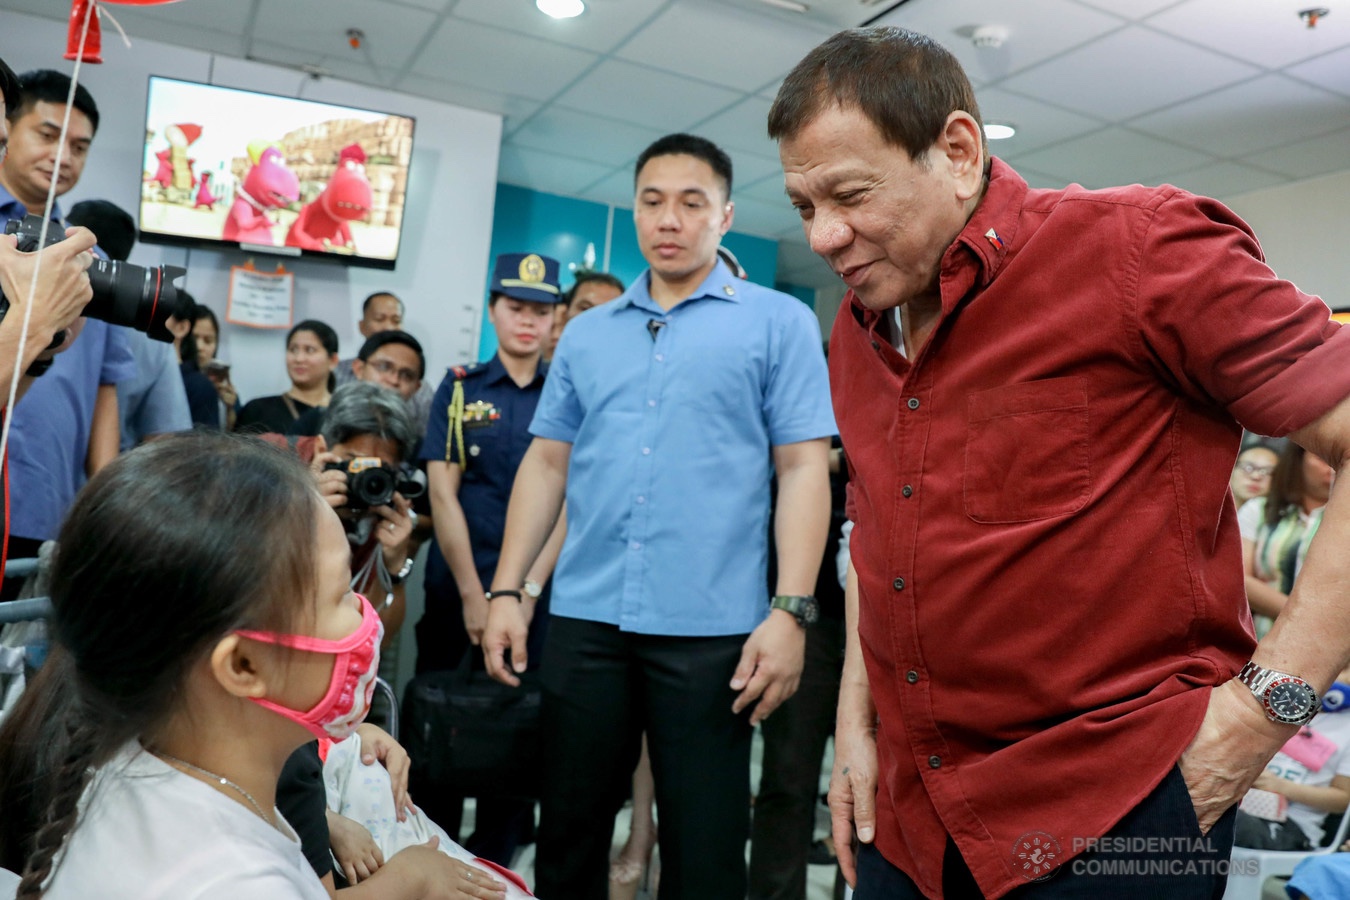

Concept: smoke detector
[[971, 25, 1009, 49]]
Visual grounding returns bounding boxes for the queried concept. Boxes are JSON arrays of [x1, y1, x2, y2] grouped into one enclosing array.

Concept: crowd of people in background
[[2, 19, 1349, 900]]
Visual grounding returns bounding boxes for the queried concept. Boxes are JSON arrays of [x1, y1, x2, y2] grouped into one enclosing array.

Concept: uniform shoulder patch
[[451, 362, 483, 380]]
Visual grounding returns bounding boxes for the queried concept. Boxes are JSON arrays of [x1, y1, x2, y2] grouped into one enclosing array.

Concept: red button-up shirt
[[832, 158, 1350, 898]]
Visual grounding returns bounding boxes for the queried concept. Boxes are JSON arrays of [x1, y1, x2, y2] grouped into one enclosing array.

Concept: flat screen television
[[139, 76, 415, 270]]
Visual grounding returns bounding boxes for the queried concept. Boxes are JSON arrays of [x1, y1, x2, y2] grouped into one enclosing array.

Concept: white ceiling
[[4, 0, 1350, 289]]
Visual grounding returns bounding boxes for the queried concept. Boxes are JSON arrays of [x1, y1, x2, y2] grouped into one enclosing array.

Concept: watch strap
[[771, 594, 819, 626]]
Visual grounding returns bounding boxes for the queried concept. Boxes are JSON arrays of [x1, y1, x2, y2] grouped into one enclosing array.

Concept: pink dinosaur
[[285, 144, 373, 253], [222, 144, 300, 246], [193, 171, 219, 210]]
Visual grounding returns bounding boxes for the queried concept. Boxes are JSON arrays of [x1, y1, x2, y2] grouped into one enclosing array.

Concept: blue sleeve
[[137, 340, 191, 437], [529, 339, 582, 443], [99, 325, 137, 385], [420, 373, 454, 463], [763, 299, 837, 446]]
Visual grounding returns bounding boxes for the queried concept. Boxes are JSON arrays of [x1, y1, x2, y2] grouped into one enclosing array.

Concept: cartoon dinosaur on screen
[[222, 141, 300, 245], [147, 122, 201, 192], [193, 171, 220, 211], [285, 143, 373, 254]]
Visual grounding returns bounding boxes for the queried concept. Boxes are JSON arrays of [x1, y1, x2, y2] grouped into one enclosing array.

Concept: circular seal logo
[[1011, 831, 1062, 882], [519, 253, 546, 284]]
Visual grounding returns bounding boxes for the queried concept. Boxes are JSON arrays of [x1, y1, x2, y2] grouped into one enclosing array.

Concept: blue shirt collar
[[0, 183, 65, 225], [618, 257, 743, 315]]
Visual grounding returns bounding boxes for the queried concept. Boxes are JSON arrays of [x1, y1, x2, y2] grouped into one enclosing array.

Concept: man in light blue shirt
[[484, 134, 836, 900]]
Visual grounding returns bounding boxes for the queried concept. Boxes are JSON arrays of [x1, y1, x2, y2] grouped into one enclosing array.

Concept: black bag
[[403, 653, 542, 800]]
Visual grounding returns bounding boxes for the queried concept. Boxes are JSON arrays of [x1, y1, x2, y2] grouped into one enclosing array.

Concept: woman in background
[[1239, 442, 1334, 637], [236, 319, 339, 436], [192, 305, 239, 430]]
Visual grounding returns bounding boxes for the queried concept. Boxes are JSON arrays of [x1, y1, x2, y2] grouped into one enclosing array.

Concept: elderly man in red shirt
[[769, 26, 1350, 900]]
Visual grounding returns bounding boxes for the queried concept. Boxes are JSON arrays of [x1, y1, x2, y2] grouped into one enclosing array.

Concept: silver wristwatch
[[1237, 661, 1320, 726], [522, 579, 543, 600]]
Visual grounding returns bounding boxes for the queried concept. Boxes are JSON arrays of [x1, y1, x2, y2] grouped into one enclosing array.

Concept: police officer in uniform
[[415, 252, 564, 865]]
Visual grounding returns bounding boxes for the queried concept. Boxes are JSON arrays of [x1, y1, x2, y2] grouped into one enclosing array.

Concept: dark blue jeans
[[855, 765, 1238, 899]]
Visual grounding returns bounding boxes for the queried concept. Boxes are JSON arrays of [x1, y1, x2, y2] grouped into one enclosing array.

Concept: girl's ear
[[208, 634, 270, 700]]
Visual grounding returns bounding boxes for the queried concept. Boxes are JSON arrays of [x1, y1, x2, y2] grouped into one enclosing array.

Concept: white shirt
[[42, 743, 329, 900], [1265, 712, 1350, 846]]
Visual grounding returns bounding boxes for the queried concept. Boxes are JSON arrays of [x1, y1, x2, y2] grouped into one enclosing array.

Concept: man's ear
[[719, 200, 736, 237], [209, 634, 271, 700], [939, 111, 986, 202]]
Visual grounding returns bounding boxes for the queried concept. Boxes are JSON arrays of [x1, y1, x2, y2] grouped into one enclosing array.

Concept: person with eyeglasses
[[336, 292, 437, 443], [1231, 443, 1280, 507]]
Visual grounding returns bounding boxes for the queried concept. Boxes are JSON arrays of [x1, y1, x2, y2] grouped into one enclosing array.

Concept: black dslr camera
[[0, 214, 192, 343], [324, 456, 425, 512]]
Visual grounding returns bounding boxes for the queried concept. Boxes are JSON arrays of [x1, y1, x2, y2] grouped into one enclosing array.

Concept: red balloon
[[65, 0, 186, 64]]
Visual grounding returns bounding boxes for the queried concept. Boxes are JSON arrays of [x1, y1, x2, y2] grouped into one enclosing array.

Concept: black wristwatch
[[1237, 661, 1320, 726], [771, 594, 819, 627], [388, 556, 415, 585]]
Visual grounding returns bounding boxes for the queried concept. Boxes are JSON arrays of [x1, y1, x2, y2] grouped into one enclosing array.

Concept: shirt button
[[907, 397, 920, 410], [902, 485, 913, 498], [892, 577, 905, 591], [648, 399, 656, 407], [906, 670, 919, 684], [630, 541, 642, 551], [636, 496, 646, 504], [642, 447, 651, 455], [928, 755, 942, 769], [655, 354, 665, 362], [871, 341, 880, 350]]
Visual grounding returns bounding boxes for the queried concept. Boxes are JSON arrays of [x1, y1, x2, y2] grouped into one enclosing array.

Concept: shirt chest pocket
[[963, 376, 1092, 524]]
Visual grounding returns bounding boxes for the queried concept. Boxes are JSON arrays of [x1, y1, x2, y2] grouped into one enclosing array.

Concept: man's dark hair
[[13, 69, 100, 133], [65, 199, 136, 261], [563, 271, 626, 308], [357, 329, 425, 380], [362, 291, 404, 317], [0, 57, 19, 119], [634, 134, 733, 199], [767, 27, 986, 171]]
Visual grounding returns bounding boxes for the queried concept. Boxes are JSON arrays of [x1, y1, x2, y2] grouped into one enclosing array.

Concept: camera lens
[[84, 260, 193, 342], [350, 466, 395, 510]]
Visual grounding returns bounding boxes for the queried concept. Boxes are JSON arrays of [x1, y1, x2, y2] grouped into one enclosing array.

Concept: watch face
[[802, 597, 821, 625], [1269, 679, 1317, 722]]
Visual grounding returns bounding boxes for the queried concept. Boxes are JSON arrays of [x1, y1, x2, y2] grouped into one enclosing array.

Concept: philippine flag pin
[[985, 228, 1005, 250]]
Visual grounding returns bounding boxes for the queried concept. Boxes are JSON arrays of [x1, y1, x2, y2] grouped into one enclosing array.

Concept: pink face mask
[[236, 593, 383, 742]]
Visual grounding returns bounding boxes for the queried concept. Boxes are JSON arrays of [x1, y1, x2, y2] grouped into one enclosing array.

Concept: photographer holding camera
[[0, 68, 138, 596], [311, 381, 421, 642], [0, 57, 95, 410]]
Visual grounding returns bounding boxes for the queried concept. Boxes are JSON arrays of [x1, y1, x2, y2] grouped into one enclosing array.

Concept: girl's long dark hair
[[0, 432, 320, 895], [1264, 443, 1309, 528]]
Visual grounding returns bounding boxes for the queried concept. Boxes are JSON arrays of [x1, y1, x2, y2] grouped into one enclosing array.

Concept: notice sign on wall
[[226, 262, 295, 329]]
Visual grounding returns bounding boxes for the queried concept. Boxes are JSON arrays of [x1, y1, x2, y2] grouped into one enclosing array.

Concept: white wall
[[2, 11, 502, 403], [1224, 170, 1350, 309]]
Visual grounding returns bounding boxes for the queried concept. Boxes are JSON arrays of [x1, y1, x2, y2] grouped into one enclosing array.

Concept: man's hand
[[309, 438, 350, 510], [327, 810, 385, 883], [730, 610, 805, 725], [0, 226, 95, 350], [371, 493, 413, 573], [1178, 679, 1292, 833], [482, 596, 531, 687], [830, 716, 879, 888], [355, 722, 415, 821]]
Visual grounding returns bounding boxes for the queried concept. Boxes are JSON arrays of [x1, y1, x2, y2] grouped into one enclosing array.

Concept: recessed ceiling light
[[537, 0, 584, 19], [984, 123, 1016, 140]]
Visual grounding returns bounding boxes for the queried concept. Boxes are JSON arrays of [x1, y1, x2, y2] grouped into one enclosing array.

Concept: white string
[[0, 0, 97, 494], [98, 6, 134, 51]]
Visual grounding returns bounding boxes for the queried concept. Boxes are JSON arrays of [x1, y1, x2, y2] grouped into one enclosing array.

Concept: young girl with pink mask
[[0, 433, 506, 900]]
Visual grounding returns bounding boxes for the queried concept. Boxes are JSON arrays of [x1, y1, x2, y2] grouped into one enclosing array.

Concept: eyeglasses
[[1235, 462, 1275, 477], [368, 358, 420, 384]]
